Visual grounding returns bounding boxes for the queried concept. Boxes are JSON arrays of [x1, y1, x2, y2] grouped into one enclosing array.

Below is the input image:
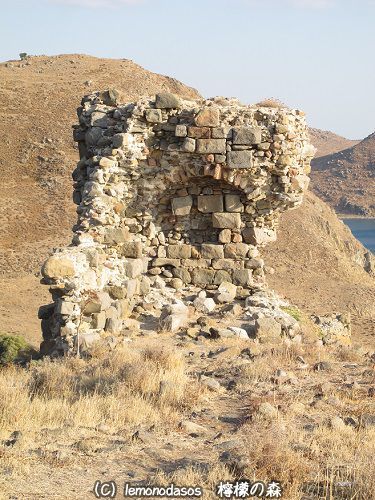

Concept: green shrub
[[19, 52, 28, 61], [0, 334, 32, 365], [281, 306, 302, 322]]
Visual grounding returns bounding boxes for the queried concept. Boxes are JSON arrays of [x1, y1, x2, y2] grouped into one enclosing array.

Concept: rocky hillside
[[0, 54, 373, 346], [308, 127, 359, 158], [311, 132, 375, 216], [0, 54, 200, 277]]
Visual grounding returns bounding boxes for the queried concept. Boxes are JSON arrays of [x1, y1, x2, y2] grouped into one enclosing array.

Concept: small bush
[[256, 97, 287, 108], [282, 306, 302, 322], [0, 334, 31, 366], [19, 52, 28, 61]]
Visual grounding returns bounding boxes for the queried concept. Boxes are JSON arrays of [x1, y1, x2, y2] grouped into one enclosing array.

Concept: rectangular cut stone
[[151, 258, 180, 267], [212, 212, 241, 229], [212, 126, 232, 139], [191, 268, 215, 285], [201, 244, 224, 259], [171, 195, 193, 215], [196, 139, 226, 154], [242, 227, 277, 246], [212, 259, 244, 270], [175, 125, 187, 137], [224, 243, 249, 258], [183, 259, 211, 268], [181, 138, 196, 152], [233, 269, 253, 286], [227, 150, 253, 169], [188, 127, 210, 139], [225, 194, 244, 213], [195, 107, 220, 127], [167, 244, 192, 259], [197, 195, 223, 213], [232, 127, 262, 145]]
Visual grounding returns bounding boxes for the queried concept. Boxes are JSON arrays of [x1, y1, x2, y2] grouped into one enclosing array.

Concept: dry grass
[[255, 97, 288, 108], [0, 345, 201, 438]]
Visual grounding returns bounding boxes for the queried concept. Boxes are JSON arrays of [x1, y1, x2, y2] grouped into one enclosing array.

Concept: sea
[[342, 218, 375, 253]]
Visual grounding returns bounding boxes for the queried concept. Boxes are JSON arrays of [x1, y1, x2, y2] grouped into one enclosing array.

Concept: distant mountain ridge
[[311, 131, 375, 216], [308, 127, 359, 158]]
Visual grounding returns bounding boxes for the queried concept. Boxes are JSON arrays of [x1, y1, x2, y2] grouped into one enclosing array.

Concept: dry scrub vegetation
[[0, 338, 374, 499]]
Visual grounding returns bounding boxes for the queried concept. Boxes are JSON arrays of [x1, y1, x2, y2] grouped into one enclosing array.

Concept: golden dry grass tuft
[[0, 345, 201, 437]]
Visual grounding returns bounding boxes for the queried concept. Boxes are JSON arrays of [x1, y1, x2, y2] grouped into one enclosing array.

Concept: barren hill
[[0, 54, 373, 346], [308, 127, 359, 158], [311, 132, 375, 216]]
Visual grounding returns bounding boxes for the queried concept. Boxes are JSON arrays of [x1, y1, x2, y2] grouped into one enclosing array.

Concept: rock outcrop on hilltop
[[39, 91, 314, 355]]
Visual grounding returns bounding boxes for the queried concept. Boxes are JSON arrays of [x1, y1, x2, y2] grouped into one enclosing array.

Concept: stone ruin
[[39, 90, 315, 355]]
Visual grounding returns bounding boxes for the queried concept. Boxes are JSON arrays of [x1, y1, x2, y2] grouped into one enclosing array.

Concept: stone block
[[212, 212, 241, 229], [232, 127, 262, 145], [145, 108, 162, 123], [197, 195, 223, 213], [42, 256, 75, 279], [91, 311, 106, 330], [183, 259, 211, 268], [83, 292, 111, 314], [218, 229, 232, 243], [201, 244, 224, 259], [191, 268, 216, 285], [242, 227, 277, 246], [188, 127, 210, 139], [196, 139, 226, 154], [155, 92, 181, 109], [212, 259, 244, 270], [171, 195, 193, 215], [195, 107, 220, 127], [121, 241, 142, 258], [225, 194, 244, 213], [172, 267, 192, 283], [181, 138, 196, 152], [151, 258, 180, 267], [167, 244, 192, 259], [212, 126, 232, 139], [213, 270, 232, 284], [124, 258, 144, 278], [175, 125, 187, 137], [233, 269, 253, 286], [227, 150, 253, 169], [224, 243, 249, 259]]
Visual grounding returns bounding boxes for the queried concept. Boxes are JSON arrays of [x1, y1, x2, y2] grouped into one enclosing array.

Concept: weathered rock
[[254, 316, 282, 339], [227, 150, 253, 169], [201, 244, 224, 259], [232, 126, 262, 145], [42, 256, 75, 279], [171, 196, 193, 215], [195, 107, 220, 127], [216, 281, 237, 303], [197, 195, 223, 213], [212, 212, 241, 229], [155, 92, 180, 109]]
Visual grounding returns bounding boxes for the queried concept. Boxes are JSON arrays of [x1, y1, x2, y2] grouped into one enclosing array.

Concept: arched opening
[[146, 175, 264, 289]]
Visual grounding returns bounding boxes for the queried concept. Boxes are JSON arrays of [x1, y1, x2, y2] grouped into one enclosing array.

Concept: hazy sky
[[1, 0, 374, 139]]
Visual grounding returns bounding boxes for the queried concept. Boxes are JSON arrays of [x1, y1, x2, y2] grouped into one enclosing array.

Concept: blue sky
[[1, 0, 374, 138]]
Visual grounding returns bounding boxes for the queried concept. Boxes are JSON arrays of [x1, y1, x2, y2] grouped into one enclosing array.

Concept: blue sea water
[[342, 218, 375, 253]]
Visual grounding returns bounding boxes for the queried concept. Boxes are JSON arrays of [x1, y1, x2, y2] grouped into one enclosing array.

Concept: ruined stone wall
[[39, 91, 315, 355]]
